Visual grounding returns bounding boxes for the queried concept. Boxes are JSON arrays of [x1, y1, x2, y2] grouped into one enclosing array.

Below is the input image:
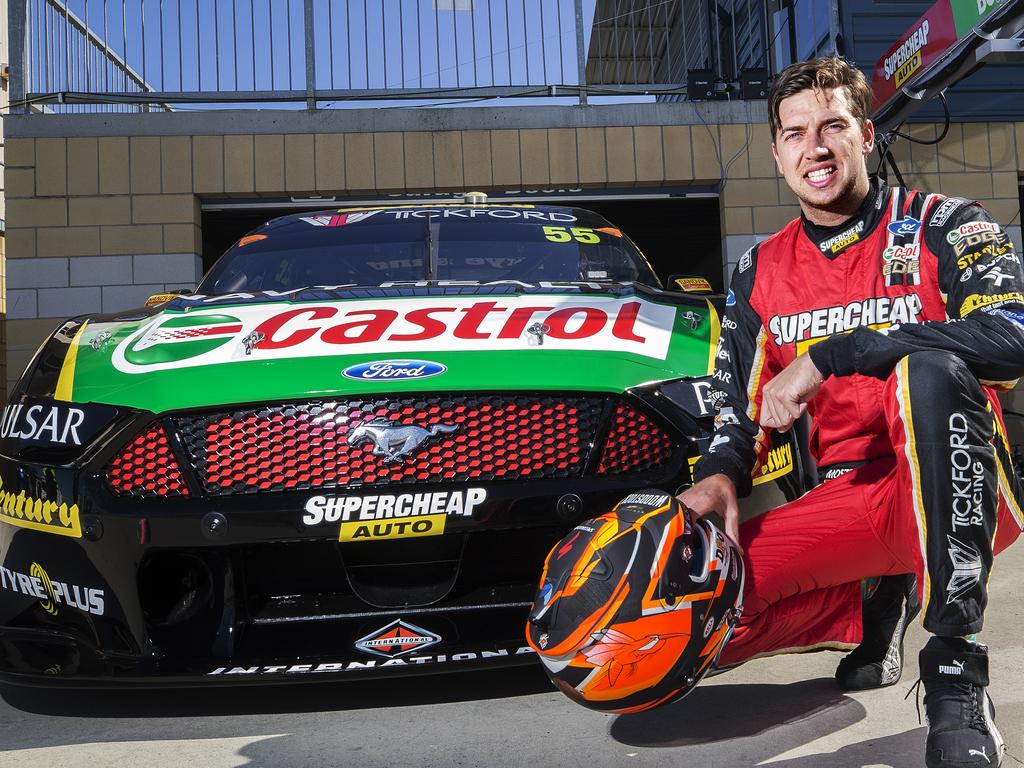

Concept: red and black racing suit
[[693, 179, 1024, 666]]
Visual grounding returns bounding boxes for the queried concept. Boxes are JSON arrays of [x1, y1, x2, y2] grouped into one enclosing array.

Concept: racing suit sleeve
[[692, 246, 781, 498], [808, 201, 1024, 385]]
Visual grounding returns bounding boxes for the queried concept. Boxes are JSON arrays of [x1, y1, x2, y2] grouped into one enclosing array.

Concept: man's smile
[[805, 162, 838, 188]]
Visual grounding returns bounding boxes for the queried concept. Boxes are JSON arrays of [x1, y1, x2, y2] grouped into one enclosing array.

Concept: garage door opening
[[201, 194, 723, 293]]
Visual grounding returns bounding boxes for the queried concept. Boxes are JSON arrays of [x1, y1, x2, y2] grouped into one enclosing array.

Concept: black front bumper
[[0, 455, 690, 686]]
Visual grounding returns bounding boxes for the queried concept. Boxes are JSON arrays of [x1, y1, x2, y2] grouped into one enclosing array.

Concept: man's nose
[[805, 139, 830, 158]]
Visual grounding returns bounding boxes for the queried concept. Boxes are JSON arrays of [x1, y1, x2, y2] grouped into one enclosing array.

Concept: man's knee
[[888, 350, 983, 402]]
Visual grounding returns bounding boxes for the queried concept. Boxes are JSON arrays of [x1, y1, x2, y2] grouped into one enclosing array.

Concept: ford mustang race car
[[0, 203, 809, 685]]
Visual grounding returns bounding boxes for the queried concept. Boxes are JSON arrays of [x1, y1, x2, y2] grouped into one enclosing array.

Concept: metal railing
[[9, 0, 786, 113]]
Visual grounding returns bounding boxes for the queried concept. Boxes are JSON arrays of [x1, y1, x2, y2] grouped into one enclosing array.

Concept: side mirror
[[145, 289, 193, 308], [668, 275, 713, 294]]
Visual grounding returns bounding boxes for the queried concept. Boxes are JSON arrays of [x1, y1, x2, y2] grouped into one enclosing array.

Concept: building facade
[[3, 0, 1024, 412]]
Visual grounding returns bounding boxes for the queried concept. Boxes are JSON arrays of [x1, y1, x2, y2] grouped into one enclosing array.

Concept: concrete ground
[[2, 542, 1023, 768]]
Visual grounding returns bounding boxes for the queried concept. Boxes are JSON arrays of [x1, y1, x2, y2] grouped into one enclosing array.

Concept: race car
[[0, 203, 804, 685]]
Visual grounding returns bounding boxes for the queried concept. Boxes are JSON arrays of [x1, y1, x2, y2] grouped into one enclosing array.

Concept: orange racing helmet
[[526, 491, 744, 714]]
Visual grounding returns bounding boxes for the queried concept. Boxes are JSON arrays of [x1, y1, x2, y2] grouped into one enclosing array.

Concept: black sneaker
[[835, 573, 921, 690], [920, 636, 1004, 768]]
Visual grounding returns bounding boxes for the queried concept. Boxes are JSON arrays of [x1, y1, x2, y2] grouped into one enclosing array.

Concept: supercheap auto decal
[[303, 488, 487, 542]]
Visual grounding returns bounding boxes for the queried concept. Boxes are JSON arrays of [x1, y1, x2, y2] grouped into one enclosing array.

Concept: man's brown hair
[[767, 57, 871, 141]]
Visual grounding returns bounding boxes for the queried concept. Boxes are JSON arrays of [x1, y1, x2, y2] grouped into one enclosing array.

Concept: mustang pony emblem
[[347, 421, 458, 463]]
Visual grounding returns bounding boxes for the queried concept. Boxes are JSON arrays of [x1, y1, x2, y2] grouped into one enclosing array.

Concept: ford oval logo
[[342, 359, 447, 381]]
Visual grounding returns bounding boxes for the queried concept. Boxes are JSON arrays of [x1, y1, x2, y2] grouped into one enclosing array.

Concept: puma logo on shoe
[[938, 659, 966, 675], [968, 746, 990, 763]]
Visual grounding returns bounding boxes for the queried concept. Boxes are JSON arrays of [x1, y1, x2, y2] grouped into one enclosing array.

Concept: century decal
[[0, 476, 81, 538], [112, 296, 675, 373], [949, 413, 985, 532], [768, 294, 923, 349], [304, 488, 486, 542], [0, 562, 105, 616]]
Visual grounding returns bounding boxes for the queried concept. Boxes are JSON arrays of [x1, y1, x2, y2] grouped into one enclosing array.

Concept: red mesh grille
[[597, 401, 674, 475], [106, 424, 191, 498], [176, 396, 608, 495]]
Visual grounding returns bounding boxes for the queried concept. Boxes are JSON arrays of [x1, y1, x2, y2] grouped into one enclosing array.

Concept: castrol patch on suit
[[112, 295, 676, 373]]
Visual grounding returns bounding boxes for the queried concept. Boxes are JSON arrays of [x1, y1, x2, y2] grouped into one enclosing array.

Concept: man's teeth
[[807, 168, 834, 182]]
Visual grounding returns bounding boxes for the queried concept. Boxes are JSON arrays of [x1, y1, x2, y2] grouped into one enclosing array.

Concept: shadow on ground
[[0, 663, 554, 719]]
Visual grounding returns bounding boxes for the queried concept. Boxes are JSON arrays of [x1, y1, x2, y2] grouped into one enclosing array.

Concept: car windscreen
[[198, 209, 659, 294]]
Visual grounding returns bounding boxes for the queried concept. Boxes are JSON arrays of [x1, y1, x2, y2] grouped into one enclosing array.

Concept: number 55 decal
[[543, 226, 601, 244]]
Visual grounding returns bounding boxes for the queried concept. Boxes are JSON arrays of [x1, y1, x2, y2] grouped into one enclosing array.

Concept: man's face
[[771, 87, 875, 225]]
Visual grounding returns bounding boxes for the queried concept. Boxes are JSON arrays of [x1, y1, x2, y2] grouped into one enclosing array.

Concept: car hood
[[54, 286, 720, 413]]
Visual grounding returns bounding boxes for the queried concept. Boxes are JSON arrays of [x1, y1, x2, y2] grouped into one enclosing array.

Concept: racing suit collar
[[801, 176, 890, 260]]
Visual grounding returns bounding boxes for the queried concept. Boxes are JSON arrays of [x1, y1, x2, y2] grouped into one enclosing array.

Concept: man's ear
[[862, 118, 876, 156], [771, 142, 784, 176]]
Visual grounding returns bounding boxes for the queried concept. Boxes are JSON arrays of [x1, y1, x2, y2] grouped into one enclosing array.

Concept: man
[[680, 56, 1024, 768]]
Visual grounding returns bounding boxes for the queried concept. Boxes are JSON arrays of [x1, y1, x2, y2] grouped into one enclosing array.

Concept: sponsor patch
[[738, 249, 754, 273], [946, 221, 1001, 244], [929, 198, 965, 227], [354, 619, 442, 658], [988, 308, 1024, 326], [619, 492, 670, 507], [948, 413, 984, 533], [754, 442, 793, 484], [819, 222, 864, 254], [673, 277, 713, 293], [768, 294, 923, 354], [0, 477, 81, 538], [945, 535, 983, 604], [342, 359, 447, 382], [0, 562, 104, 616], [725, 289, 736, 307], [887, 216, 921, 236], [960, 292, 1024, 316], [950, 230, 1007, 259], [882, 244, 921, 286], [112, 296, 675, 373]]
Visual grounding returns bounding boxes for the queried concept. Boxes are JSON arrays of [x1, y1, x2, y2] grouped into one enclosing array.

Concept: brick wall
[[2, 118, 1022, 411]]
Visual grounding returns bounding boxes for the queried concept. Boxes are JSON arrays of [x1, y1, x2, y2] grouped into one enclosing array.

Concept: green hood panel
[[62, 292, 718, 413]]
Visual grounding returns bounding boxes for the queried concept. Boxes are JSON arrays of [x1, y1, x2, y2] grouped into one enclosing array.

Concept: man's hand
[[759, 353, 825, 432], [676, 473, 741, 549]]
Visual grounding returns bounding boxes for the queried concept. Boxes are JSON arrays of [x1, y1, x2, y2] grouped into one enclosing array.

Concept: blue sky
[[29, 0, 619, 108]]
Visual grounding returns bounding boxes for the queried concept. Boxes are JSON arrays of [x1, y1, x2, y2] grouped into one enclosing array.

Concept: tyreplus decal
[[0, 562, 105, 616], [112, 296, 676, 373]]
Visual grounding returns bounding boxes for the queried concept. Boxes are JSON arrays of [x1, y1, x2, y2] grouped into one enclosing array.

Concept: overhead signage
[[870, 0, 1007, 113]]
